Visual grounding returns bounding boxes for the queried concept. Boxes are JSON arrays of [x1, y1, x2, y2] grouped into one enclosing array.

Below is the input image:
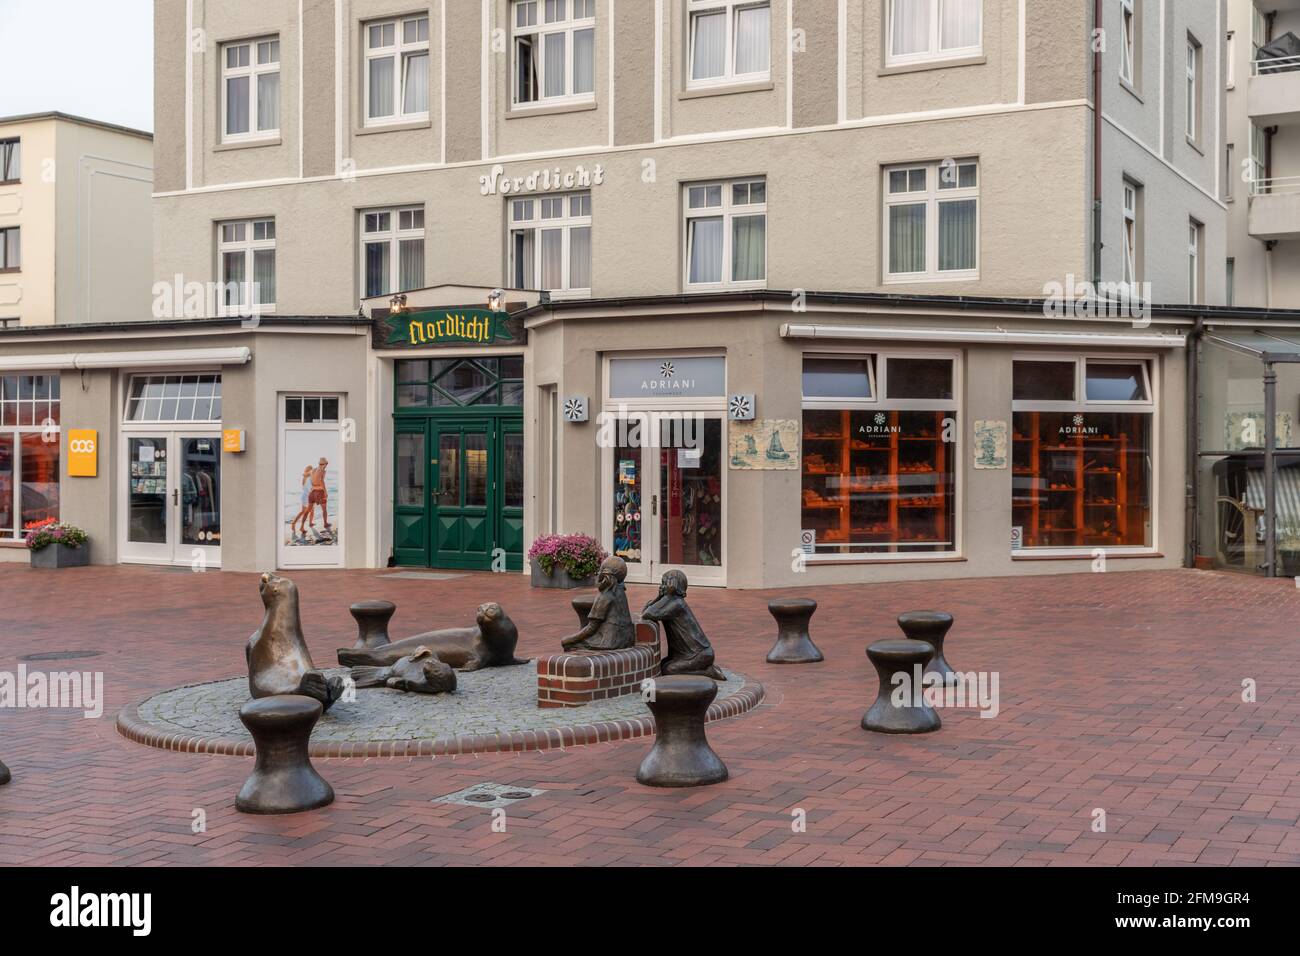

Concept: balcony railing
[[1250, 175, 1300, 197], [1253, 53, 1300, 76]]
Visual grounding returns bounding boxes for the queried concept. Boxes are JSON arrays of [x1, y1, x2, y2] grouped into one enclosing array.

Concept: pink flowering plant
[[24, 518, 88, 551], [527, 533, 606, 580]]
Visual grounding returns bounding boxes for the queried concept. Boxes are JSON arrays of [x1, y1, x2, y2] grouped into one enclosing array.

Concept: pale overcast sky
[[0, 0, 154, 132]]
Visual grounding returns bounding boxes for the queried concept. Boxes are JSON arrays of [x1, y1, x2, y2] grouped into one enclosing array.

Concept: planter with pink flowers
[[527, 533, 606, 589], [25, 519, 90, 569]]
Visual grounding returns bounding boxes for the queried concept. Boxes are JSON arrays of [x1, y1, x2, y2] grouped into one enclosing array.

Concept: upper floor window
[[365, 15, 430, 125], [1119, 0, 1136, 86], [1186, 34, 1202, 144], [0, 227, 19, 272], [509, 192, 592, 296], [362, 206, 425, 298], [1122, 179, 1139, 286], [887, 0, 981, 66], [513, 0, 596, 106], [218, 219, 276, 314], [0, 139, 19, 183], [688, 0, 771, 87], [1188, 219, 1203, 304], [684, 178, 766, 289], [883, 159, 978, 281], [223, 37, 280, 141]]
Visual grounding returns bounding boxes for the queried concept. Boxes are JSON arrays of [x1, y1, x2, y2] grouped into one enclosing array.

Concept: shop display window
[[801, 354, 957, 556], [1011, 358, 1153, 550], [0, 375, 60, 538]]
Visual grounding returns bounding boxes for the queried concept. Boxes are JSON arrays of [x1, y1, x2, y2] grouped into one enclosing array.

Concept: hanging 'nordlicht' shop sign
[[374, 309, 526, 349], [479, 162, 606, 196]]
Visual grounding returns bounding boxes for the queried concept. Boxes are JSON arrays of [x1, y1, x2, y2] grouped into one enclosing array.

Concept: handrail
[[1252, 53, 1300, 76], [1250, 175, 1300, 197]]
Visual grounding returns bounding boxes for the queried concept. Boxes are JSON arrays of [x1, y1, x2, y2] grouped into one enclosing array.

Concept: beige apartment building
[[4, 0, 1275, 588]]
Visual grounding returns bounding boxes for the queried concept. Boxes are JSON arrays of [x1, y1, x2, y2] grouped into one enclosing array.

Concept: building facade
[[2, 1, 1256, 585]]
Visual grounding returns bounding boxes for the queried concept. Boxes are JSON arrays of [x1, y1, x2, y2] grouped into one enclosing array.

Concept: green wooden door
[[393, 422, 430, 566], [498, 419, 524, 571], [431, 419, 493, 569]]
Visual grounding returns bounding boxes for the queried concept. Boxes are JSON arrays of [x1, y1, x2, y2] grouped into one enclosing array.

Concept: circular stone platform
[[117, 665, 764, 758]]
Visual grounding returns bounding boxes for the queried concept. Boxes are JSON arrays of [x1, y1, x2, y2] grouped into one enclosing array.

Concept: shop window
[[684, 178, 766, 290], [1011, 357, 1153, 551], [218, 218, 276, 313], [222, 36, 280, 141], [688, 0, 771, 87], [395, 356, 523, 408], [883, 159, 978, 281], [362, 206, 425, 298], [509, 192, 591, 295], [800, 352, 957, 557], [887, 0, 981, 67], [364, 15, 429, 125], [125, 374, 223, 423], [512, 0, 596, 106], [0, 374, 60, 538]]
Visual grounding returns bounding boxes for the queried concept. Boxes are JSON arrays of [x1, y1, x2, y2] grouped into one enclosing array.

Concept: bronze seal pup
[[349, 646, 457, 695], [337, 602, 526, 671], [246, 572, 344, 711]]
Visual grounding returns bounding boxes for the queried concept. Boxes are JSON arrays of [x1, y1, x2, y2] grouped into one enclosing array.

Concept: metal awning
[[0, 346, 252, 372], [1203, 329, 1300, 362]]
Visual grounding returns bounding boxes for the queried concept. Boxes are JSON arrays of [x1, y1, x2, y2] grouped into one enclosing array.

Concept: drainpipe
[[1185, 317, 1203, 567], [1264, 362, 1277, 578], [1092, 0, 1104, 285]]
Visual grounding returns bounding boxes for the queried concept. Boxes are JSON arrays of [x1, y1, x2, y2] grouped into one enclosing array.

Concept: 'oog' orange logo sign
[[68, 429, 98, 477]]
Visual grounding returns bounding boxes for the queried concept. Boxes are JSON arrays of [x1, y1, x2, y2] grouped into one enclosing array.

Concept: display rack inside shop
[[660, 450, 722, 567], [801, 410, 952, 553], [1011, 412, 1137, 548], [613, 453, 643, 562]]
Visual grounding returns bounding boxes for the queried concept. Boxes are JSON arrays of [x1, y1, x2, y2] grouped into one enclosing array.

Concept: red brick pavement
[[0, 563, 1298, 866]]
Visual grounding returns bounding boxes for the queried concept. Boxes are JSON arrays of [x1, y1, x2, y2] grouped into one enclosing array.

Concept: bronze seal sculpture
[[246, 572, 344, 711], [349, 646, 457, 695], [337, 602, 526, 671]]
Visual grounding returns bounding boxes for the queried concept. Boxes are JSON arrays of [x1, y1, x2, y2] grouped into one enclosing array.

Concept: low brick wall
[[537, 622, 661, 708]]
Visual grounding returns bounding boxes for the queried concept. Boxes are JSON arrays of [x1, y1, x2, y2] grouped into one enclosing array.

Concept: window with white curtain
[[222, 37, 280, 141], [883, 159, 978, 281], [218, 219, 276, 313], [887, 0, 981, 66], [361, 207, 425, 297], [684, 178, 766, 289], [509, 192, 592, 296], [1119, 0, 1135, 85], [687, 0, 771, 87], [0, 139, 19, 183], [513, 0, 596, 106], [1122, 179, 1139, 286], [364, 15, 430, 125], [0, 227, 21, 271]]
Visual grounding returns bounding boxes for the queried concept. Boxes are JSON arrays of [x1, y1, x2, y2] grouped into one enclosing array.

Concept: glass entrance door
[[122, 432, 221, 566]]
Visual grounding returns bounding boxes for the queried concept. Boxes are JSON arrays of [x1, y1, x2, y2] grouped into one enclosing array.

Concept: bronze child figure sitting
[[641, 570, 726, 681], [560, 556, 635, 652]]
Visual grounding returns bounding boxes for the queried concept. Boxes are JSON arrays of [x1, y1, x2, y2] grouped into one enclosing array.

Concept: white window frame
[[217, 219, 276, 315], [882, 159, 980, 283], [885, 0, 983, 67], [686, 0, 772, 90], [799, 347, 963, 562], [360, 205, 425, 298], [0, 226, 19, 271], [1119, 0, 1135, 85], [363, 14, 430, 127], [221, 36, 280, 143], [1186, 34, 1201, 144], [1188, 219, 1201, 304], [1122, 179, 1139, 287], [508, 191, 592, 298], [0, 138, 19, 183], [1225, 29, 1235, 89], [1010, 354, 1158, 555], [682, 177, 768, 291], [511, 0, 597, 108]]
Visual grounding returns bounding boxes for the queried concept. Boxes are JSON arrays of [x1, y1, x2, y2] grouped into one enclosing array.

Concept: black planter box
[[30, 543, 90, 569]]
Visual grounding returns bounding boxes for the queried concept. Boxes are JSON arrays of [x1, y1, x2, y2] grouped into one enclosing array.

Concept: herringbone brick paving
[[0, 564, 1297, 866]]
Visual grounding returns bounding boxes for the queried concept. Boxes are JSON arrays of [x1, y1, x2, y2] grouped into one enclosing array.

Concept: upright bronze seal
[[246, 572, 344, 711]]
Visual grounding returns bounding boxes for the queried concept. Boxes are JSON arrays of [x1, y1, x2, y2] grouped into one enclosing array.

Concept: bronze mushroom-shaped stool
[[571, 593, 597, 630], [862, 639, 941, 734], [896, 610, 956, 685], [349, 600, 396, 650], [0, 759, 9, 786], [765, 598, 823, 664], [636, 675, 729, 787], [236, 695, 334, 814]]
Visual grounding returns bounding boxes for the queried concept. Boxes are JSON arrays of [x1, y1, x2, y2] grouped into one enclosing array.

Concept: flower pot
[[530, 563, 593, 590], [30, 543, 89, 569]]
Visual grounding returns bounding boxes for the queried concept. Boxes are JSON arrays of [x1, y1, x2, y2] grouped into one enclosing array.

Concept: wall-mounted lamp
[[389, 293, 408, 314], [487, 288, 505, 312]]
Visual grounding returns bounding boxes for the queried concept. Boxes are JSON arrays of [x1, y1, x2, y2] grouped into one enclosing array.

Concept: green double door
[[394, 414, 523, 570]]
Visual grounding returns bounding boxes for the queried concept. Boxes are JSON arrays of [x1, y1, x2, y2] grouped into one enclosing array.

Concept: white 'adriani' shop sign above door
[[608, 357, 726, 399]]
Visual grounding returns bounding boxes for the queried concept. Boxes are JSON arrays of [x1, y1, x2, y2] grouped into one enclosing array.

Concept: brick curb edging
[[114, 679, 765, 759]]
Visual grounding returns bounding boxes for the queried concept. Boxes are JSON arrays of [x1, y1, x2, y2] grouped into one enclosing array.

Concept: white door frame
[[118, 429, 223, 568], [277, 393, 346, 569]]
